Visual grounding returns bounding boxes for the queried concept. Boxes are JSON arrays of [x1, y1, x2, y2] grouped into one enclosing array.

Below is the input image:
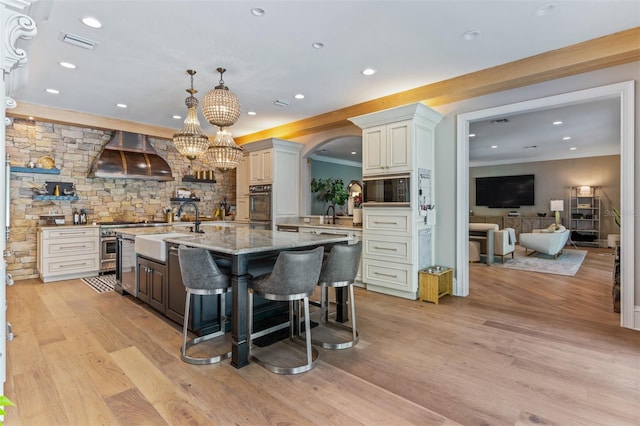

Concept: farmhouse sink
[[135, 232, 190, 263]]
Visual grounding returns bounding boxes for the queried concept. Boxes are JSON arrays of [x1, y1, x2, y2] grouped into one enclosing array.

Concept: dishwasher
[[116, 235, 137, 296]]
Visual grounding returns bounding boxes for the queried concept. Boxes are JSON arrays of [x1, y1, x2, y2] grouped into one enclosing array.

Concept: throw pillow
[[546, 223, 558, 232], [554, 225, 566, 233]]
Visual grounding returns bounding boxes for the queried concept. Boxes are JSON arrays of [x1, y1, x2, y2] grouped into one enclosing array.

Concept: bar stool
[[178, 246, 232, 365], [248, 246, 324, 375], [310, 242, 361, 349]]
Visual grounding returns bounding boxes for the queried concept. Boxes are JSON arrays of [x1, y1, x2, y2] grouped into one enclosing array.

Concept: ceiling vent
[[524, 145, 538, 149], [273, 99, 290, 107], [491, 118, 509, 124], [60, 32, 98, 50]]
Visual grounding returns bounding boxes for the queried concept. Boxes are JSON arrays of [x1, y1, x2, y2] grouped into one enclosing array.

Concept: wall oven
[[249, 184, 272, 227], [362, 174, 410, 207]]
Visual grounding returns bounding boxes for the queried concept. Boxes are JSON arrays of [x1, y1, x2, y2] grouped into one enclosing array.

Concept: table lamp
[[550, 199, 564, 225]]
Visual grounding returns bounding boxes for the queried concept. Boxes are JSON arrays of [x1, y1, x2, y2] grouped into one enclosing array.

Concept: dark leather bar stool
[[248, 246, 324, 375], [178, 246, 231, 365], [311, 242, 362, 349]]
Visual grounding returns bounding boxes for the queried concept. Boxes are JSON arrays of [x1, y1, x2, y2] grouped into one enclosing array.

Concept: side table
[[418, 267, 453, 304]]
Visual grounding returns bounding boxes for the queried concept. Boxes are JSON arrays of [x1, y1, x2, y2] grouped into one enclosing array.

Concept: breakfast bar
[[162, 226, 350, 368]]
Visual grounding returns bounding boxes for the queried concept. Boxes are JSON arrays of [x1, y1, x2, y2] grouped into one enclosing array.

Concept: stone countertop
[[38, 224, 100, 229], [281, 222, 362, 231], [116, 221, 246, 238], [162, 227, 350, 256]]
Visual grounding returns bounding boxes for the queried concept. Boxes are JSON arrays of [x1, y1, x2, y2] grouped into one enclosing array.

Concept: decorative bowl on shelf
[[37, 156, 55, 169], [537, 213, 547, 217]]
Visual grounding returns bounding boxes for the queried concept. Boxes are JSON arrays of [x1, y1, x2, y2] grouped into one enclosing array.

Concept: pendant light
[[172, 69, 210, 160], [205, 129, 244, 170], [201, 67, 241, 129]]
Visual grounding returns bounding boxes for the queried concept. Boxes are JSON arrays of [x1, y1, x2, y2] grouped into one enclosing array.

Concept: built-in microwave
[[362, 174, 410, 207]]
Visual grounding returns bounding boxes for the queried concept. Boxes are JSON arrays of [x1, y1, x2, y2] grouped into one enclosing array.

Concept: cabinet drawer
[[41, 254, 99, 276], [363, 259, 414, 292], [363, 235, 412, 263], [42, 227, 99, 239], [363, 210, 411, 235], [41, 238, 99, 258]]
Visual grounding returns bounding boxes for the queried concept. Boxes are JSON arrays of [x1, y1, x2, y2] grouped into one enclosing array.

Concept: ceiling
[[10, 1, 639, 164]]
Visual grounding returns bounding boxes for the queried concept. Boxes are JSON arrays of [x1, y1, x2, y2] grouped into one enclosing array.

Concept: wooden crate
[[418, 267, 453, 304]]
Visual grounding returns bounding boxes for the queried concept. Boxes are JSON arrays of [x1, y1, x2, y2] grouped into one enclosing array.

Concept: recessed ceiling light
[[247, 111, 257, 116], [553, 121, 563, 125], [82, 17, 102, 28], [311, 42, 324, 49], [563, 136, 571, 140], [490, 145, 498, 149], [570, 147, 577, 150], [116, 103, 127, 108], [59, 62, 76, 69], [535, 3, 557, 16], [294, 93, 305, 100], [351, 151, 357, 155], [45, 88, 59, 94], [172, 115, 182, 119], [250, 8, 265, 17], [361, 68, 376, 76], [462, 30, 481, 40], [469, 133, 476, 137]]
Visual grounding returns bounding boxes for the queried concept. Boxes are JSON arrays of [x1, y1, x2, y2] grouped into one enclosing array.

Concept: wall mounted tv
[[475, 174, 535, 208]]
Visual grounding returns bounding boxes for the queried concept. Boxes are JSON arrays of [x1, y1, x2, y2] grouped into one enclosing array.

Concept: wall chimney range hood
[[89, 131, 173, 181]]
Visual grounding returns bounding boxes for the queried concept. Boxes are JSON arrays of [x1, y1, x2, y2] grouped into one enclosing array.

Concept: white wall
[[431, 61, 639, 304]]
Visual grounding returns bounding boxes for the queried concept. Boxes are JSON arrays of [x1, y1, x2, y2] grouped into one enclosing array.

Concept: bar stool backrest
[[253, 247, 324, 296], [178, 246, 229, 291], [318, 242, 362, 284]]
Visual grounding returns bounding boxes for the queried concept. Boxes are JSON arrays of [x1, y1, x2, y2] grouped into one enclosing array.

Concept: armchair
[[468, 223, 516, 264]]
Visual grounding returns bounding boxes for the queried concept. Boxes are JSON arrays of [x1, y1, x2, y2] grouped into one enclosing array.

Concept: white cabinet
[[37, 226, 100, 282], [235, 154, 250, 221], [362, 120, 412, 176], [350, 103, 443, 300], [249, 149, 273, 184], [244, 139, 302, 227]]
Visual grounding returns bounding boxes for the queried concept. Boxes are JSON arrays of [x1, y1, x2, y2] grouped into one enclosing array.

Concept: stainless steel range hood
[[89, 131, 173, 181]]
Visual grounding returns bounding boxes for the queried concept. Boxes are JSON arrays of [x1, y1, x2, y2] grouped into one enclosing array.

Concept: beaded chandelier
[[201, 68, 241, 129], [205, 129, 244, 170], [172, 70, 210, 160]]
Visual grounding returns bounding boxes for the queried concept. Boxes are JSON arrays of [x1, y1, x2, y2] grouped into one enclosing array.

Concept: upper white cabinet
[[362, 120, 412, 175], [249, 149, 273, 184]]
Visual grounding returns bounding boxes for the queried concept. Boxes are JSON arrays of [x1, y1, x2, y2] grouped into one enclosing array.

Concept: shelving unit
[[10, 166, 61, 175], [568, 186, 600, 247], [170, 197, 201, 202], [182, 176, 216, 184], [33, 195, 79, 201]]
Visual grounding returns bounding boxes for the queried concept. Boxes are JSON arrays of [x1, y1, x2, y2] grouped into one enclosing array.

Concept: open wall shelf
[[11, 166, 60, 175]]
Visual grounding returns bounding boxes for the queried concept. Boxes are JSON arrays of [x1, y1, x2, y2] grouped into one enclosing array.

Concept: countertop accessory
[[37, 156, 55, 169]]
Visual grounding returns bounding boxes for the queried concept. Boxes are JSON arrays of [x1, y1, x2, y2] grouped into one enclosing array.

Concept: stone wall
[[5, 119, 236, 280]]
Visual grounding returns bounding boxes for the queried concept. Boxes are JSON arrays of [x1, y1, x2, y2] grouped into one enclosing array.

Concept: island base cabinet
[[137, 256, 166, 313]]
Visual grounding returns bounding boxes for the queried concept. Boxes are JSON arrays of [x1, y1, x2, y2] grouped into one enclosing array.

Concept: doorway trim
[[455, 81, 635, 329]]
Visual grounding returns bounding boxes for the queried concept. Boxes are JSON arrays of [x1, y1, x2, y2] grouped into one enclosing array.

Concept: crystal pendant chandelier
[[201, 67, 241, 129], [205, 129, 244, 170], [172, 70, 210, 160]]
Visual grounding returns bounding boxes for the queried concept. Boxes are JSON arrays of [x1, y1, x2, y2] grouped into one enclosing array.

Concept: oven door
[[101, 236, 117, 273], [249, 193, 271, 222]]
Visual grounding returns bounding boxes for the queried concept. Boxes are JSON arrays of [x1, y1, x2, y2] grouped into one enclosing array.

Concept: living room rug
[[484, 247, 587, 276], [81, 274, 116, 293]]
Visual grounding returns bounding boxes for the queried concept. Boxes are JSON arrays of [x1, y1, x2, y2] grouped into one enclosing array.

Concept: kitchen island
[[121, 224, 350, 368]]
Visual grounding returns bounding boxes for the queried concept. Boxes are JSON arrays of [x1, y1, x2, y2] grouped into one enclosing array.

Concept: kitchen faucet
[[177, 201, 203, 233], [325, 205, 336, 225]]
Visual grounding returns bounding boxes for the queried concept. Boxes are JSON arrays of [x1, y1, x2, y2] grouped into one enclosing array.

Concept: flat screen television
[[475, 174, 535, 208]]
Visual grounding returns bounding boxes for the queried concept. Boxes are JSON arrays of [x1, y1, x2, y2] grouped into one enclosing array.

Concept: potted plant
[[311, 178, 349, 214]]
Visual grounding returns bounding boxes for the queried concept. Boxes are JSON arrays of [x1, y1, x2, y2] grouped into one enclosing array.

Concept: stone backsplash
[[5, 119, 236, 280]]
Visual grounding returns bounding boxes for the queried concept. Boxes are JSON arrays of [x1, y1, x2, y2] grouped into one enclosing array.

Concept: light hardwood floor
[[4, 246, 639, 425]]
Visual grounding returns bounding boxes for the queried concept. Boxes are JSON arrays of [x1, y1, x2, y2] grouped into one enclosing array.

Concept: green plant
[[311, 178, 349, 208], [612, 206, 621, 227], [0, 395, 15, 424]]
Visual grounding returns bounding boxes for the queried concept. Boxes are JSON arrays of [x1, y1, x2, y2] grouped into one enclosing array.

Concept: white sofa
[[468, 223, 516, 263], [519, 226, 570, 258]]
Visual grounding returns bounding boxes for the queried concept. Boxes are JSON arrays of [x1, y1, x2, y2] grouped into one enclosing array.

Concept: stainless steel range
[[98, 221, 168, 274]]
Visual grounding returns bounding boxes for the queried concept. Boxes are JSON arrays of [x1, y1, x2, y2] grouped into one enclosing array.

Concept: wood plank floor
[[4, 246, 639, 425]]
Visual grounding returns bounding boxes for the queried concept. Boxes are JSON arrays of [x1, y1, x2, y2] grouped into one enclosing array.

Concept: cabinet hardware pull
[[374, 272, 398, 278], [373, 221, 398, 225], [60, 262, 87, 268], [56, 231, 90, 235], [373, 246, 398, 251], [61, 245, 88, 250]]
